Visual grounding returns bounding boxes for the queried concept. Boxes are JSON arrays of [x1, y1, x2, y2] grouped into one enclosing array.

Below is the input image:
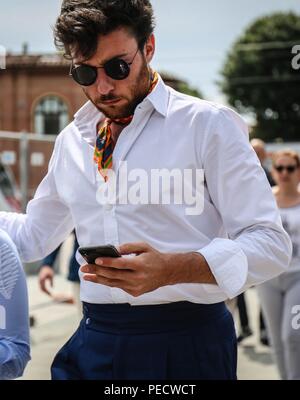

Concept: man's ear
[[144, 34, 155, 63]]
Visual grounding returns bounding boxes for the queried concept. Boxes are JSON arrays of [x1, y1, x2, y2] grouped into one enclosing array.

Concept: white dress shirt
[[0, 75, 292, 305]]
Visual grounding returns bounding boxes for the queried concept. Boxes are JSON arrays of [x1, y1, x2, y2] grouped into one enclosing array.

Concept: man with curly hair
[[0, 1, 292, 379]]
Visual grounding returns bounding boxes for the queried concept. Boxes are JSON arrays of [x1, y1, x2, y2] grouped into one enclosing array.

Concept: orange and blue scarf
[[94, 71, 159, 182]]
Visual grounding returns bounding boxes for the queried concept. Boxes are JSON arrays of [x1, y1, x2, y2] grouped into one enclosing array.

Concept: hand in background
[[38, 266, 54, 296]]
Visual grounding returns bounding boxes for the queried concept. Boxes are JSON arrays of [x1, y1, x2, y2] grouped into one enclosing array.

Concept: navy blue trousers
[[51, 301, 237, 380]]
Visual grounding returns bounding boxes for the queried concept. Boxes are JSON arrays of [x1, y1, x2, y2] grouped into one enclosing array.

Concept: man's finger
[[82, 273, 125, 289], [81, 265, 134, 281], [94, 256, 138, 269], [118, 242, 151, 255]]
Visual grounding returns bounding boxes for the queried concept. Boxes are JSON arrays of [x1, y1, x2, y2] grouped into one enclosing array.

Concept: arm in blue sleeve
[[40, 244, 62, 269], [0, 230, 31, 380]]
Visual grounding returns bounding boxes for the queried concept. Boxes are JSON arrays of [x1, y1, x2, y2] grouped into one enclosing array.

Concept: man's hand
[[81, 242, 216, 297], [38, 266, 54, 296]]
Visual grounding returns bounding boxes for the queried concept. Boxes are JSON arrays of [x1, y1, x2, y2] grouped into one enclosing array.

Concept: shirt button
[[86, 318, 91, 325]]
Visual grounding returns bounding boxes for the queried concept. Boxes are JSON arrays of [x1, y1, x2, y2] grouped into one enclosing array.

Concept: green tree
[[160, 72, 204, 99], [177, 82, 204, 99], [221, 12, 300, 142]]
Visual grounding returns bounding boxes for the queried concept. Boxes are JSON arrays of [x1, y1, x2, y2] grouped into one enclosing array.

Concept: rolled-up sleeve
[[198, 106, 292, 299], [0, 134, 74, 263]]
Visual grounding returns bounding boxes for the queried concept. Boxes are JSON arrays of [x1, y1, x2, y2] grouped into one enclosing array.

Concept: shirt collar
[[74, 73, 169, 143], [145, 73, 169, 117]]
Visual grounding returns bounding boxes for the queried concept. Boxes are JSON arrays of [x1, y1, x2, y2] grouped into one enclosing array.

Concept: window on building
[[34, 96, 69, 135]]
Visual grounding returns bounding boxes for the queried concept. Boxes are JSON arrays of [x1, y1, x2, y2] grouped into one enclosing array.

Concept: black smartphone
[[78, 244, 121, 264]]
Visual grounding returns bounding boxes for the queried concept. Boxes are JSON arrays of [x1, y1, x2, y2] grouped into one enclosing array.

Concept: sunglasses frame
[[69, 47, 140, 86], [274, 165, 298, 173]]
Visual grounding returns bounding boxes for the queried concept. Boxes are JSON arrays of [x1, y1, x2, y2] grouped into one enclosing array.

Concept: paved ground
[[234, 288, 279, 380], [19, 272, 279, 380]]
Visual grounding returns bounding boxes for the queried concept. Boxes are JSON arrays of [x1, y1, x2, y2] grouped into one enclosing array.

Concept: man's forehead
[[72, 29, 138, 64], [73, 50, 129, 66]]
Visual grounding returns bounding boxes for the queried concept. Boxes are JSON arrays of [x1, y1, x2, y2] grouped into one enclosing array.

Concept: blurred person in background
[[0, 229, 30, 379], [257, 149, 300, 380], [0, 162, 22, 213], [251, 138, 275, 186], [235, 138, 275, 345], [250, 138, 274, 345], [236, 138, 275, 345]]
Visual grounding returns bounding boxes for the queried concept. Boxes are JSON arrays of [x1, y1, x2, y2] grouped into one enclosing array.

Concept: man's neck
[[110, 122, 126, 145], [98, 117, 128, 146]]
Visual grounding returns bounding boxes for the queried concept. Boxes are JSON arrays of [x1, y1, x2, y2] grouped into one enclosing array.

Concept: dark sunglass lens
[[275, 165, 297, 173], [72, 65, 97, 86], [105, 59, 130, 80]]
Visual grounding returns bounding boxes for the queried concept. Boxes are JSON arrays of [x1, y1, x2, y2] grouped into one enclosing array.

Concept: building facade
[[0, 53, 86, 134], [0, 52, 185, 200], [0, 52, 183, 134]]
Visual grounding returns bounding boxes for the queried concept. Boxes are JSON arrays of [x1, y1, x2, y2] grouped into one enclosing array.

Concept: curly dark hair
[[54, 0, 155, 60]]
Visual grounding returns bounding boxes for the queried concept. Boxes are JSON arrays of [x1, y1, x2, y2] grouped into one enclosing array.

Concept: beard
[[84, 57, 151, 120]]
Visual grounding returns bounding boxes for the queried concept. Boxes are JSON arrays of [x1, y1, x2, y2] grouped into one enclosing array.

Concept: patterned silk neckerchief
[[94, 70, 159, 182]]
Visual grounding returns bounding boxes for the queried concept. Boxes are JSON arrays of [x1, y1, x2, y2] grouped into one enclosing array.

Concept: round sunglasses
[[69, 48, 139, 86], [274, 165, 298, 173]]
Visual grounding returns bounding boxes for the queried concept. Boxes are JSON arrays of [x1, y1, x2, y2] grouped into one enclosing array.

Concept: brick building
[[0, 52, 183, 134], [0, 53, 85, 134], [0, 51, 185, 199]]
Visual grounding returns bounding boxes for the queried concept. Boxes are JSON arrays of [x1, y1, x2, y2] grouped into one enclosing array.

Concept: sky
[[0, 0, 300, 102]]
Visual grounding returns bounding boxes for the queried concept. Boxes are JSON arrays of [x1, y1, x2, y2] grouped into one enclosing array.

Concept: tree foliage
[[221, 12, 300, 142], [160, 72, 204, 99], [177, 82, 204, 99]]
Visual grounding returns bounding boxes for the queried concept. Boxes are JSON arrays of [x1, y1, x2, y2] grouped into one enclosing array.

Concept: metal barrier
[[0, 131, 56, 210], [1, 131, 299, 210], [0, 131, 57, 275]]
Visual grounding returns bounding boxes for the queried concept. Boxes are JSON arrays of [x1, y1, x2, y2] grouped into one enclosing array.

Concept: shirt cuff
[[75, 249, 86, 266], [197, 238, 248, 299]]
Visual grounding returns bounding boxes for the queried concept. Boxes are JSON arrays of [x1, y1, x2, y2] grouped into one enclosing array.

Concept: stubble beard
[[85, 58, 151, 120]]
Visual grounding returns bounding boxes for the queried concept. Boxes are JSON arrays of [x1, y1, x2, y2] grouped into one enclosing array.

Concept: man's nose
[[95, 68, 115, 95]]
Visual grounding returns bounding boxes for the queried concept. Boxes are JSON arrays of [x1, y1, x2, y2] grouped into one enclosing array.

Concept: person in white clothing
[[0, 0, 292, 380], [257, 149, 300, 380]]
